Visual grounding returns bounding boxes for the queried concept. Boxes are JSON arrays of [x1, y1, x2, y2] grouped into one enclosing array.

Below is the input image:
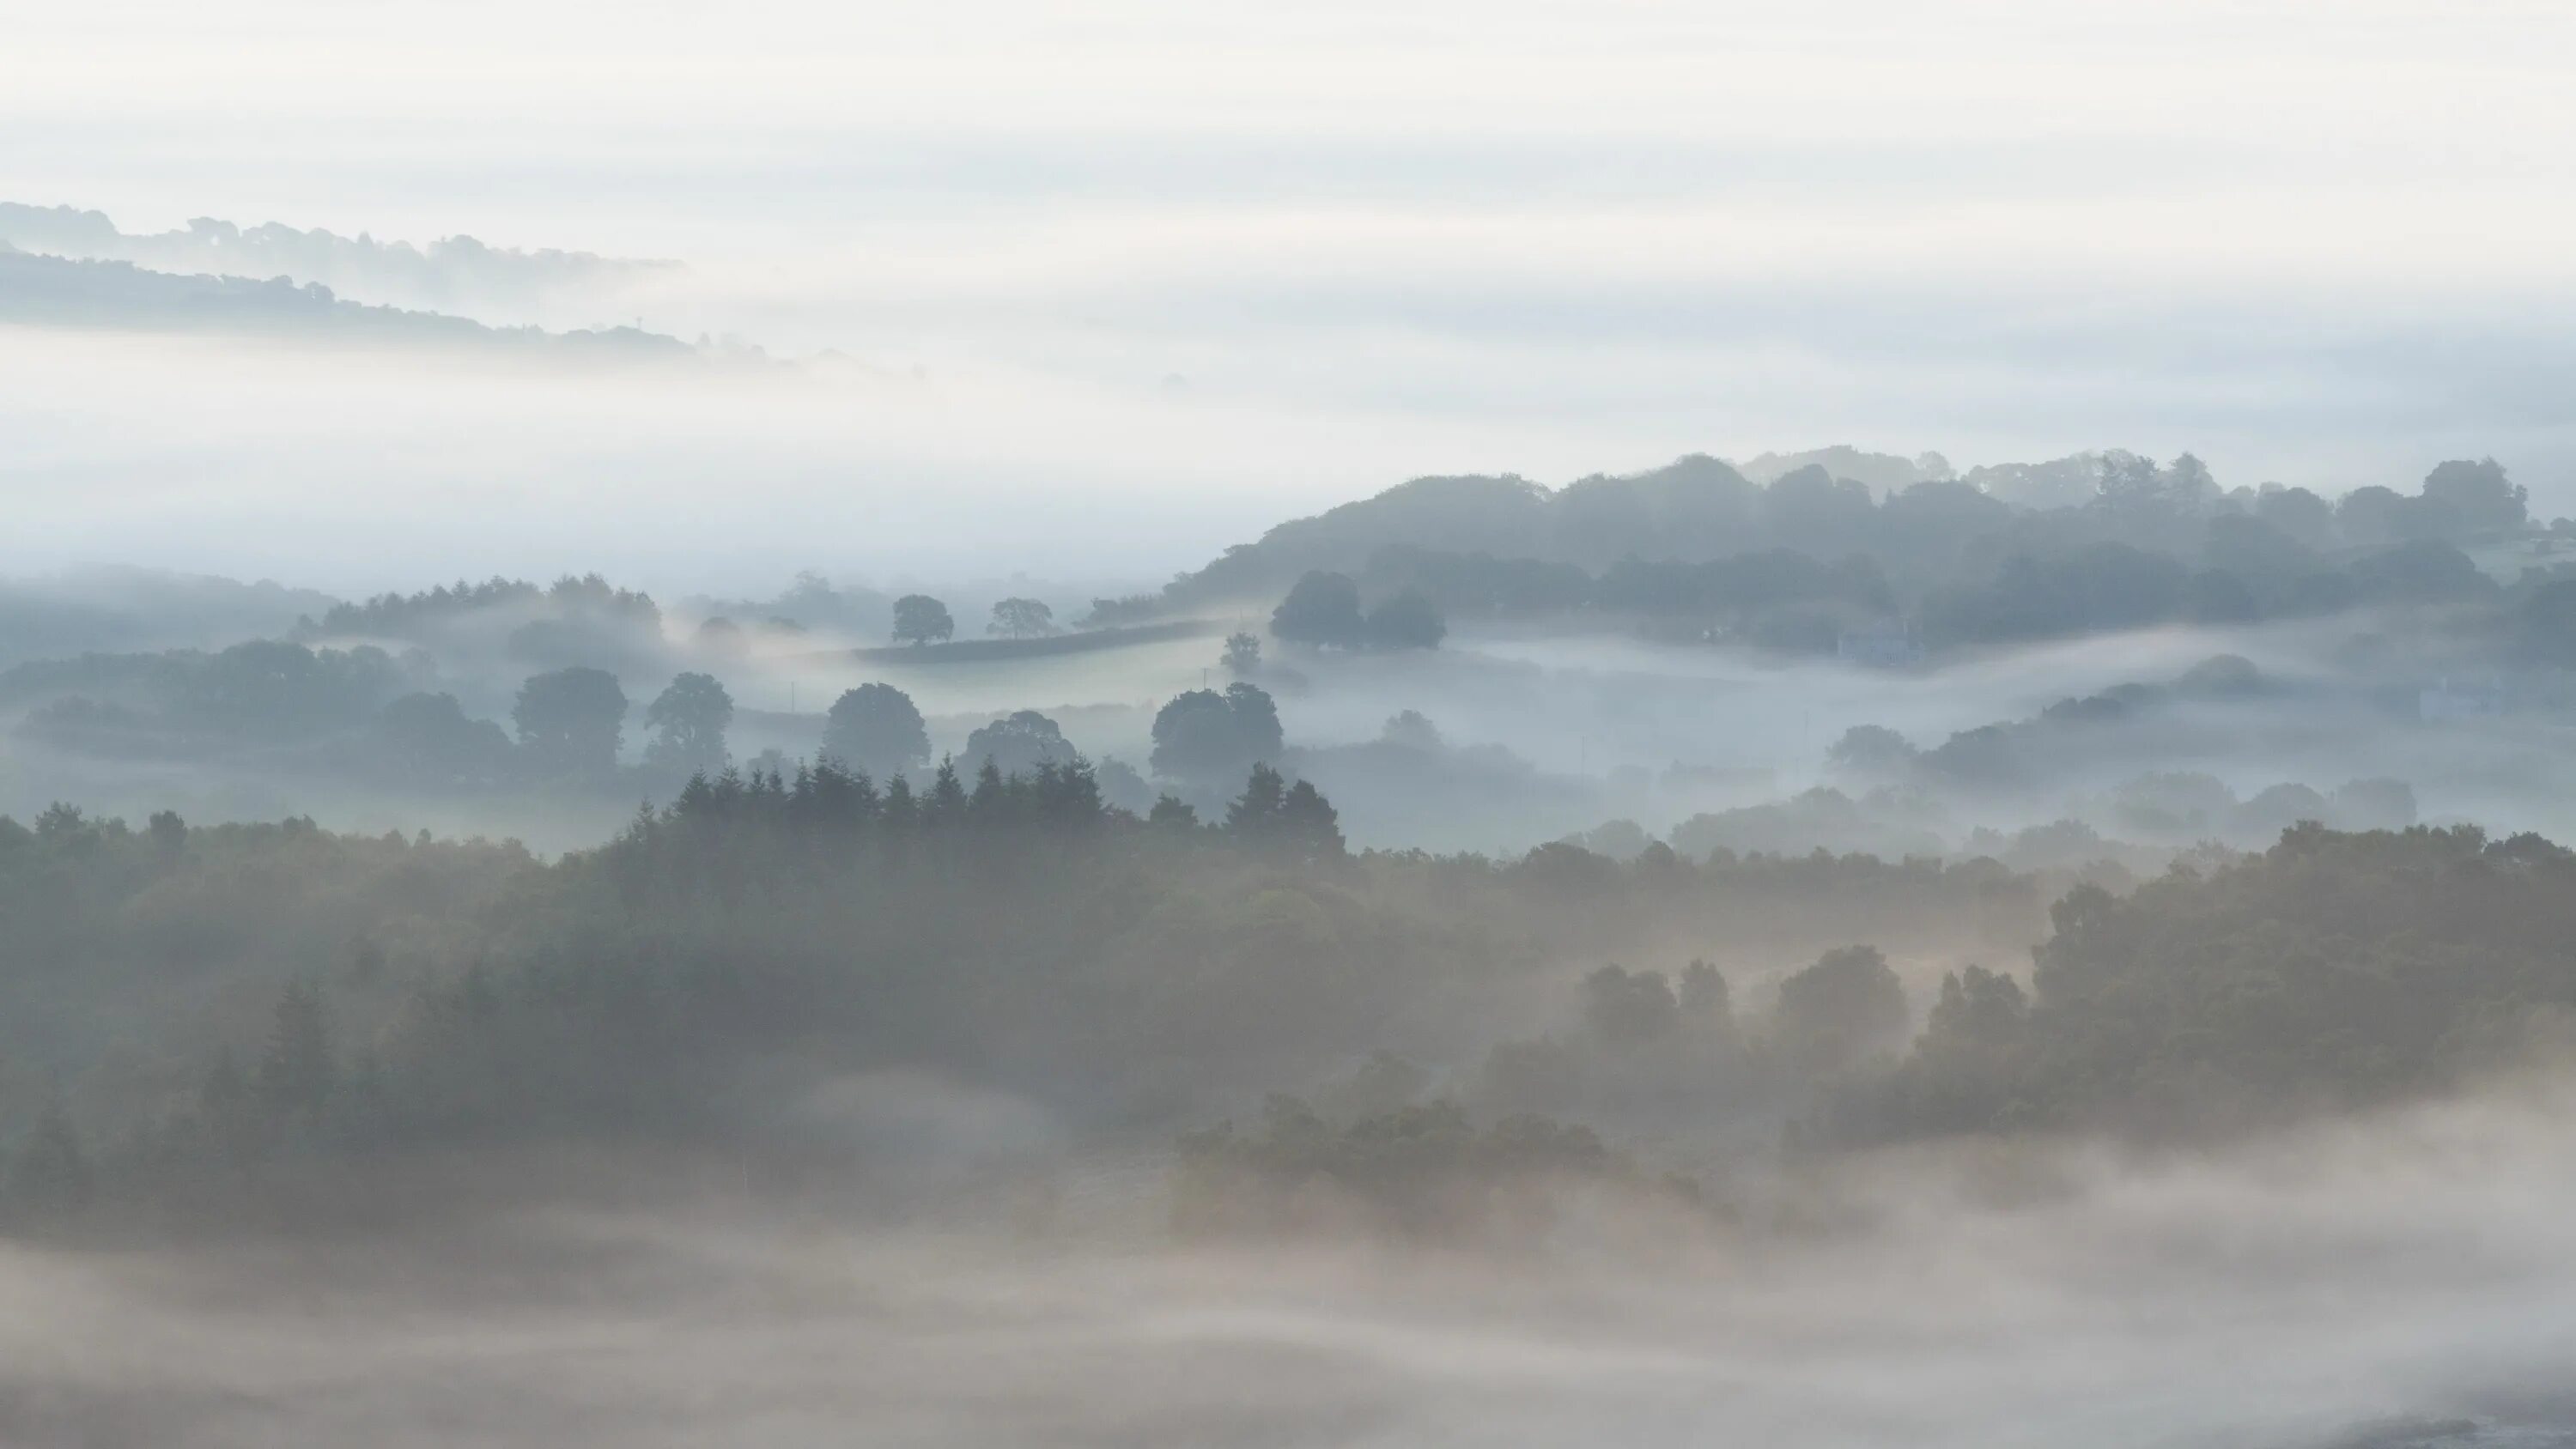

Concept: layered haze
[[8, 0, 2576, 591], [11, 5, 2576, 1445]]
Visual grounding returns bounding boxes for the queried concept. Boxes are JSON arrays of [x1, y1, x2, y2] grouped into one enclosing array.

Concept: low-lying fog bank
[[9, 1081, 2576, 1448]]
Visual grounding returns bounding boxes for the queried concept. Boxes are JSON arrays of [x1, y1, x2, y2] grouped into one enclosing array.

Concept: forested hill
[[0, 248, 708, 365], [0, 203, 676, 318], [1085, 450, 2572, 660], [6, 763, 2576, 1227]]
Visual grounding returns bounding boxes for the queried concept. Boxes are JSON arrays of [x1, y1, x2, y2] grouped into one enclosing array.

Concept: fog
[[12, 3, 2576, 1441], [12, 1083, 2576, 1447], [9, 1, 2576, 591]]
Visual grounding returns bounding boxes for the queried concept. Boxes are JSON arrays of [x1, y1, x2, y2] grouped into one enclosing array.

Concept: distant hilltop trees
[[0, 202, 677, 316], [1082, 451, 2560, 659]]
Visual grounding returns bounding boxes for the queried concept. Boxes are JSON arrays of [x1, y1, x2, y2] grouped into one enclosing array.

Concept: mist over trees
[[891, 594, 957, 646], [0, 202, 677, 317], [511, 667, 626, 778], [3, 438, 2576, 1256], [11, 751, 2576, 1237], [1139, 451, 2563, 664], [822, 682, 931, 780], [1150, 682, 1285, 785], [642, 671, 733, 775]]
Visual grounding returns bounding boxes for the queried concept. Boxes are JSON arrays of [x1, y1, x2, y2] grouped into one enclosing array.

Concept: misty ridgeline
[[5, 447, 2576, 1447]]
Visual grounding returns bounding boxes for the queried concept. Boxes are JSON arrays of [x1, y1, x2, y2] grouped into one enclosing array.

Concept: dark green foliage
[[1220, 631, 1261, 674], [512, 666, 627, 777], [820, 682, 929, 781], [2419, 458, 2525, 533], [986, 597, 1055, 640], [1225, 764, 1346, 863], [961, 710, 1077, 779], [1363, 588, 1446, 649], [0, 764, 2062, 1224], [1774, 946, 1909, 1073], [372, 691, 516, 785], [1583, 965, 1679, 1046], [1828, 825, 2576, 1143], [890, 594, 955, 646], [1149, 682, 1283, 783], [643, 671, 733, 776], [4, 640, 404, 752], [1678, 960, 1731, 1029], [1147, 452, 2544, 656], [301, 573, 658, 643], [1271, 570, 1367, 647]]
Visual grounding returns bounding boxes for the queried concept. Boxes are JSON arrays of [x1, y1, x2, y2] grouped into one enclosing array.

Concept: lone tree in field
[[987, 597, 1056, 640], [891, 594, 955, 646], [1222, 631, 1261, 675]]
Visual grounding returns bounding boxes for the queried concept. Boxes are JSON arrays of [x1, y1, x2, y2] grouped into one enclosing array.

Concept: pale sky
[[4, 0, 2574, 592]]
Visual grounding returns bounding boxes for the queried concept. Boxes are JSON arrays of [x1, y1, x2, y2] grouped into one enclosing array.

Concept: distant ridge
[[0, 202, 675, 318], [0, 248, 731, 368]]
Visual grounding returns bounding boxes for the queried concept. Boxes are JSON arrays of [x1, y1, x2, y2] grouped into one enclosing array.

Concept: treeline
[[9, 759, 2573, 1231], [1819, 824, 2576, 1143], [0, 251, 704, 362], [0, 767, 2044, 1226], [294, 573, 659, 642], [0, 203, 677, 315], [1813, 654, 2433, 804], [1348, 527, 2534, 654], [1096, 452, 2570, 657], [2, 636, 1332, 832]]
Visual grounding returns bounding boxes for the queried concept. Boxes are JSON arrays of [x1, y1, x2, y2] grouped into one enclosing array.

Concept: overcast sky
[[5, 0, 2574, 593]]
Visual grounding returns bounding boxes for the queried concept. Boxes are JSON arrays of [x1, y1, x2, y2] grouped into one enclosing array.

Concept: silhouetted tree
[[2420, 458, 2526, 533], [987, 597, 1056, 640], [512, 666, 627, 776], [1224, 763, 1346, 862], [1775, 946, 1907, 1073], [1380, 709, 1443, 751], [1221, 631, 1261, 675], [1679, 959, 1732, 1030], [1151, 682, 1284, 782], [1278, 779, 1344, 862], [695, 616, 748, 655], [148, 808, 187, 857], [1225, 762, 1289, 833], [1364, 588, 1446, 649], [1271, 571, 1367, 647], [644, 671, 733, 775], [962, 709, 1078, 778], [375, 692, 514, 782], [821, 682, 930, 781], [1583, 965, 1678, 1045], [1826, 724, 1917, 780], [891, 594, 955, 646]]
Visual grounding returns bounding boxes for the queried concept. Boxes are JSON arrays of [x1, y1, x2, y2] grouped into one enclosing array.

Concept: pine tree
[[1226, 763, 1289, 835], [1278, 779, 1345, 862]]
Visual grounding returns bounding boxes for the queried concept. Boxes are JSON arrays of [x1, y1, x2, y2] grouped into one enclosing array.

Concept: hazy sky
[[6, 0, 2576, 592]]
